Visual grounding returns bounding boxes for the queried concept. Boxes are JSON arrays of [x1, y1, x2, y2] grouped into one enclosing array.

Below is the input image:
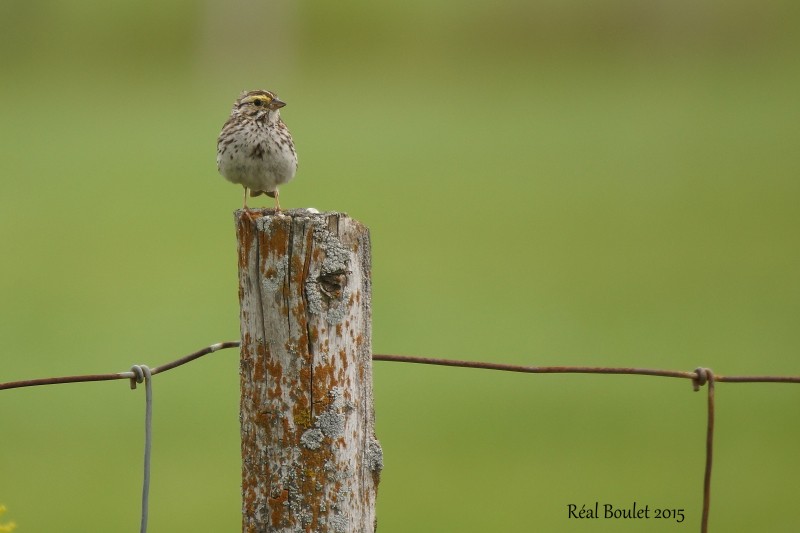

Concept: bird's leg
[[274, 189, 281, 212], [242, 187, 249, 210]]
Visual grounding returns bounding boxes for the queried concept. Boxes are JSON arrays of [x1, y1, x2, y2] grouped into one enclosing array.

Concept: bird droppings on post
[[236, 210, 380, 532]]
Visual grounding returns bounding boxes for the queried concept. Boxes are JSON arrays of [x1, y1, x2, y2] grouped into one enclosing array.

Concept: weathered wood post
[[235, 209, 382, 533]]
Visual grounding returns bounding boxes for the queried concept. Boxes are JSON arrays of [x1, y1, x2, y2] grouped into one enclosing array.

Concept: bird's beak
[[271, 98, 286, 109]]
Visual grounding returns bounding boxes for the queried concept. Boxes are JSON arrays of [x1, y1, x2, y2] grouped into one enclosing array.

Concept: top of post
[[234, 208, 352, 222]]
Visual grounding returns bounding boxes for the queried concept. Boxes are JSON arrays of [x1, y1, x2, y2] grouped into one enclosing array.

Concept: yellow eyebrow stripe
[[244, 94, 272, 104]]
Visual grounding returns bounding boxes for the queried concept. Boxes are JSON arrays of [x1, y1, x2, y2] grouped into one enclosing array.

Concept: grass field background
[[1, 1, 799, 531]]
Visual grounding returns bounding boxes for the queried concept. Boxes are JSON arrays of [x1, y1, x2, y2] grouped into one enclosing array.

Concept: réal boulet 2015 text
[[567, 502, 684, 523]]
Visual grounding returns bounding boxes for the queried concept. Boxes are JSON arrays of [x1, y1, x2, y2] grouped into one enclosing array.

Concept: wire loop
[[130, 364, 151, 389], [693, 367, 713, 391]]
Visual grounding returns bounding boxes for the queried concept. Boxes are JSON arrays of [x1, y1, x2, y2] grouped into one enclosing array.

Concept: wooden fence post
[[235, 209, 383, 533]]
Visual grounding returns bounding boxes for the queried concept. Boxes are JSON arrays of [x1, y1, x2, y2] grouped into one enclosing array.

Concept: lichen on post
[[235, 209, 382, 533]]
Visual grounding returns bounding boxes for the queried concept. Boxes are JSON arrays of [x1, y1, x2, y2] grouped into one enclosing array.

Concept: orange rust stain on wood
[[265, 357, 283, 400], [297, 334, 310, 357], [297, 438, 335, 529], [313, 362, 337, 398], [301, 228, 314, 285], [290, 253, 304, 283], [289, 267, 306, 314], [236, 215, 255, 269], [335, 323, 343, 337], [238, 282, 245, 306], [281, 414, 294, 448], [252, 342, 268, 383], [295, 363, 312, 427], [268, 488, 289, 527], [262, 265, 278, 279], [296, 469, 323, 528], [298, 358, 312, 386], [256, 409, 271, 427], [241, 332, 254, 358], [264, 219, 289, 254], [261, 220, 290, 303], [242, 484, 257, 527], [296, 358, 311, 390], [330, 349, 350, 388], [292, 302, 309, 333]]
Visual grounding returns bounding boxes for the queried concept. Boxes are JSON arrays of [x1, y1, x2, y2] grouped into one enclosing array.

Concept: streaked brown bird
[[217, 90, 298, 210]]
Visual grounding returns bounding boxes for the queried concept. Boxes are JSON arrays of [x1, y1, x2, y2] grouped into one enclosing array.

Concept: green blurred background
[[1, 0, 799, 530]]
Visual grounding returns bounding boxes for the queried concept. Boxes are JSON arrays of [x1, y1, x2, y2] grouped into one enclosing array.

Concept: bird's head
[[234, 90, 286, 120]]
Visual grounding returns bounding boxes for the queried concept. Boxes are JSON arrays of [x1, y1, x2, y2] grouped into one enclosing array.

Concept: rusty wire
[[0, 341, 240, 391], [371, 353, 800, 384], [2, 341, 799, 533]]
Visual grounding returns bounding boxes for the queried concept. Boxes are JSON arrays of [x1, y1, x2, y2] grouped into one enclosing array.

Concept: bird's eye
[[253, 99, 263, 107]]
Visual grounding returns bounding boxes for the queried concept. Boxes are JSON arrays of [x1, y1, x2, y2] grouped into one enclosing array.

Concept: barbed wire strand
[[3, 341, 800, 533], [130, 365, 153, 533]]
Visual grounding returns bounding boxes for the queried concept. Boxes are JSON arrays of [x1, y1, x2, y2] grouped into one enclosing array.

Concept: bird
[[217, 89, 298, 210]]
